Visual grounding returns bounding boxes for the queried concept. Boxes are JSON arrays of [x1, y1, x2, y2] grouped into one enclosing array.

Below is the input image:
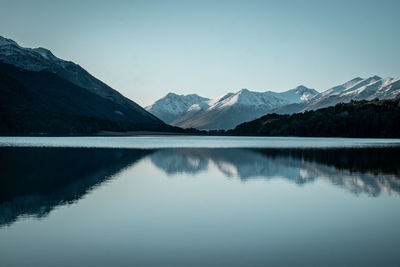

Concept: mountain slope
[[0, 36, 145, 110], [228, 98, 400, 138], [147, 86, 318, 130], [0, 36, 170, 135], [264, 85, 318, 103], [171, 89, 290, 130], [0, 62, 173, 134], [145, 93, 210, 124], [274, 76, 400, 114]]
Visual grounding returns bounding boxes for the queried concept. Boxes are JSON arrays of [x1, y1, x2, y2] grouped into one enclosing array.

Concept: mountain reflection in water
[[0, 147, 152, 227], [1, 146, 399, 227], [150, 148, 400, 195]]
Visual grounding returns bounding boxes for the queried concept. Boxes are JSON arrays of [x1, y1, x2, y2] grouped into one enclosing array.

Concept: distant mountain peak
[[274, 76, 400, 115], [0, 36, 63, 62], [351, 77, 364, 82], [164, 92, 204, 99], [32, 47, 60, 61], [294, 85, 316, 94], [341, 76, 382, 89], [217, 92, 235, 102], [234, 89, 253, 99], [0, 36, 18, 47], [145, 92, 210, 123], [295, 85, 308, 90], [166, 92, 179, 97]]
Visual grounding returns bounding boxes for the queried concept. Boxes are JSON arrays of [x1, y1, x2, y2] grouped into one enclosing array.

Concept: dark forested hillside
[[228, 98, 400, 138], [0, 62, 184, 135]]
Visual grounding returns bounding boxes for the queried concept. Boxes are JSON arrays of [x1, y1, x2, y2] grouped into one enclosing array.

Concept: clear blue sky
[[1, 0, 399, 106]]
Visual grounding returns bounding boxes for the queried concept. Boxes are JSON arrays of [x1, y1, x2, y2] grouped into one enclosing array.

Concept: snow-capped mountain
[[147, 86, 318, 130], [172, 89, 292, 130], [145, 93, 210, 124], [265, 85, 318, 103], [273, 76, 400, 114], [0, 36, 169, 134]]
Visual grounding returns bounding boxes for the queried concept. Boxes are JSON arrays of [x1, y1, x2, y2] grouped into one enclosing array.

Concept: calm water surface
[[1, 136, 400, 267]]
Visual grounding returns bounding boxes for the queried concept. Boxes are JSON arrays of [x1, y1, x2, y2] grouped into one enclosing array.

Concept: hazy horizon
[[1, 0, 399, 106]]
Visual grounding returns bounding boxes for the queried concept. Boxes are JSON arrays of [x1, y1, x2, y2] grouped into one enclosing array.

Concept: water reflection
[[0, 147, 152, 226], [1, 146, 400, 227], [151, 148, 400, 196]]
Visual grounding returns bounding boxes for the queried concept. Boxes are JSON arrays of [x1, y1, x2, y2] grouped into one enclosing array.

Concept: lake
[[1, 136, 400, 267]]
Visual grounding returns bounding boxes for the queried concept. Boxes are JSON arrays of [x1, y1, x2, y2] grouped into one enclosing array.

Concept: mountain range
[[146, 86, 318, 130], [273, 76, 400, 114], [147, 76, 400, 130], [0, 36, 175, 135], [2, 35, 399, 135]]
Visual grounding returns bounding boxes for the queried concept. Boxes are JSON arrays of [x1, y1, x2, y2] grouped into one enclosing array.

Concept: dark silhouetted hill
[[228, 98, 400, 138]]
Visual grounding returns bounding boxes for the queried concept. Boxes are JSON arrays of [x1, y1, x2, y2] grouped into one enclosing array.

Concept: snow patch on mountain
[[265, 85, 319, 103], [211, 88, 289, 110]]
